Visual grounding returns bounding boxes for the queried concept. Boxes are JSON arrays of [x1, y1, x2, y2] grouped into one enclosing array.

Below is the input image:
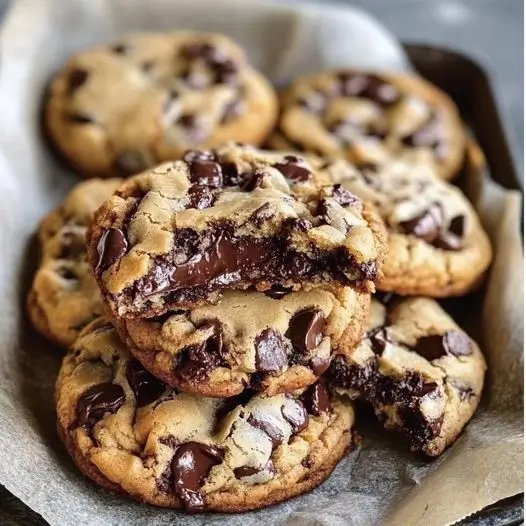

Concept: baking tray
[[0, 44, 523, 526]]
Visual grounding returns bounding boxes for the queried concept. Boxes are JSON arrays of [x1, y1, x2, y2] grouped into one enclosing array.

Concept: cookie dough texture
[[46, 31, 278, 177], [114, 286, 370, 397], [87, 144, 387, 318], [269, 70, 465, 181], [27, 178, 122, 347], [321, 157, 492, 297], [329, 297, 486, 456], [56, 318, 355, 512]]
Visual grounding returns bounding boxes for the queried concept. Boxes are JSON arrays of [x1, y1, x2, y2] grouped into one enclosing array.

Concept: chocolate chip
[[399, 203, 443, 243], [175, 331, 224, 380], [171, 442, 223, 512], [435, 215, 466, 251], [67, 68, 88, 96], [241, 172, 266, 192], [301, 382, 331, 416], [125, 360, 165, 407], [212, 58, 238, 86], [67, 113, 95, 125], [76, 383, 126, 428], [182, 149, 216, 164], [310, 354, 332, 376], [111, 43, 127, 54], [187, 185, 215, 210], [95, 227, 128, 273], [141, 60, 154, 72], [402, 113, 445, 157], [264, 285, 293, 299], [247, 414, 284, 449], [180, 42, 215, 61], [188, 160, 223, 187], [286, 309, 325, 354], [234, 460, 275, 480], [177, 113, 197, 128], [273, 162, 311, 182], [331, 184, 359, 207], [281, 397, 308, 433], [221, 162, 243, 186], [254, 328, 288, 373], [414, 330, 473, 361], [284, 218, 312, 233], [368, 327, 389, 355], [338, 72, 400, 106], [328, 355, 377, 396], [115, 150, 152, 175]]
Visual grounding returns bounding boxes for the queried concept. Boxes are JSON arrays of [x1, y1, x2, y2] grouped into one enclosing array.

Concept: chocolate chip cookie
[[46, 32, 278, 178], [329, 297, 486, 456], [321, 157, 492, 297], [56, 317, 355, 512], [27, 178, 122, 347], [112, 286, 370, 397], [269, 70, 465, 181], [86, 144, 387, 318]]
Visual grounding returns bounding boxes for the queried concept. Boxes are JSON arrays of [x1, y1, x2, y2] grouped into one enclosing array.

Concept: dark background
[[0, 0, 523, 524]]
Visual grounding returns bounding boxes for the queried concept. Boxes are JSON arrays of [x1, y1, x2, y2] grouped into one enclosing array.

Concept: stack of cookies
[[27, 31, 493, 513]]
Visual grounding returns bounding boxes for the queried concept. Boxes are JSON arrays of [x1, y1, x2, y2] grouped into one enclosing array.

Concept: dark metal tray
[[0, 44, 523, 526]]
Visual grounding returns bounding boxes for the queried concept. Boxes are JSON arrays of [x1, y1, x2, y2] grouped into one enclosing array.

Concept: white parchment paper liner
[[0, 1, 522, 525]]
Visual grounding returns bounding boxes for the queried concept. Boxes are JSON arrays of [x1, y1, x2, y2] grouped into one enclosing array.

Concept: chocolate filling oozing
[[112, 225, 375, 314]]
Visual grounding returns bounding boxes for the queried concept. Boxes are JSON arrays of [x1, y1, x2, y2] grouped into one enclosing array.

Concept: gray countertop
[[0, 0, 523, 524]]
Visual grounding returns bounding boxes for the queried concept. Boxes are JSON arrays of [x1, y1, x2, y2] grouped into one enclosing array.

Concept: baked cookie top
[[320, 157, 492, 297], [27, 178, 122, 347], [55, 317, 355, 512], [269, 70, 465, 181], [46, 32, 278, 177], [113, 286, 370, 397], [329, 296, 486, 456], [86, 144, 387, 317]]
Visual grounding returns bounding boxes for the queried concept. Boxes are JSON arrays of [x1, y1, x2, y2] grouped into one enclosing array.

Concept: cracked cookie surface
[[113, 286, 370, 397], [46, 32, 278, 178], [329, 296, 486, 456], [86, 144, 387, 318], [27, 178, 122, 347], [269, 70, 465, 181], [55, 317, 355, 512], [320, 157, 492, 297]]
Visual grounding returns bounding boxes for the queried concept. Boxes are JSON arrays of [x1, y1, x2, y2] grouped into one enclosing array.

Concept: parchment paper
[[0, 1, 523, 525]]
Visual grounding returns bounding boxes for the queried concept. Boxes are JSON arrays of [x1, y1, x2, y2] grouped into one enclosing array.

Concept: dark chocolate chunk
[[56, 265, 78, 281], [76, 383, 126, 428], [171, 442, 223, 512], [212, 58, 238, 86], [67, 68, 88, 96], [241, 172, 265, 191], [234, 460, 275, 479], [449, 215, 466, 237], [301, 382, 331, 416], [177, 113, 197, 128], [328, 355, 377, 398], [338, 72, 400, 106], [249, 203, 274, 227], [115, 150, 152, 175], [414, 330, 473, 361], [331, 184, 359, 207], [401, 113, 445, 158], [284, 217, 312, 233], [286, 309, 325, 354], [125, 359, 165, 407], [310, 354, 332, 376], [273, 162, 311, 182], [368, 327, 389, 355], [254, 328, 288, 373], [281, 397, 308, 433], [434, 215, 466, 251], [175, 331, 224, 380], [221, 162, 243, 186], [375, 291, 395, 306], [247, 414, 284, 449], [187, 184, 215, 210], [264, 285, 293, 300], [95, 227, 128, 273], [399, 203, 443, 243], [188, 160, 223, 187]]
